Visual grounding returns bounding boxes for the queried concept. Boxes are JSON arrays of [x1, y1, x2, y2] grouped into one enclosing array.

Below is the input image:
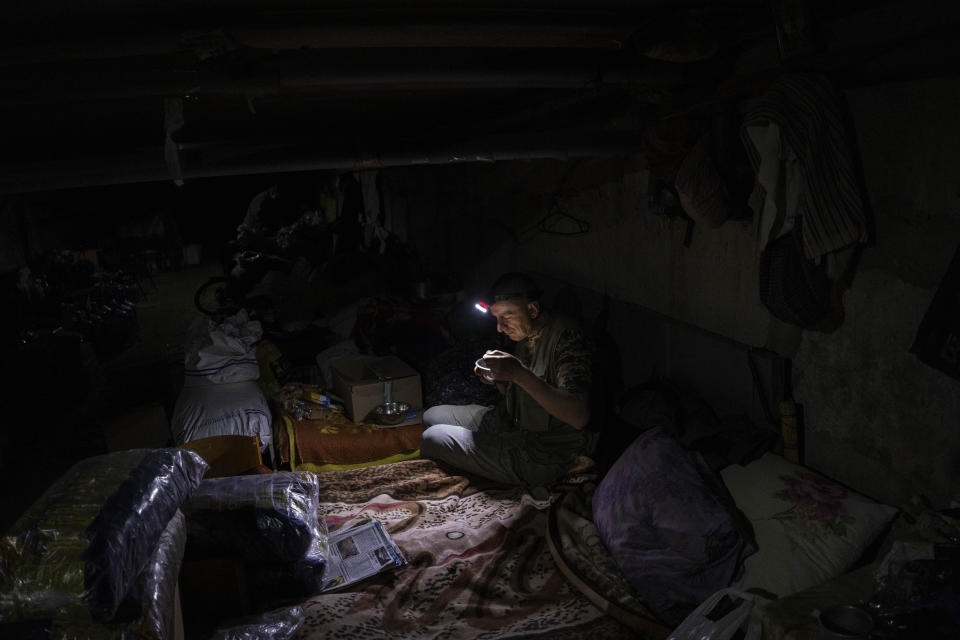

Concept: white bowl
[[475, 357, 495, 383]]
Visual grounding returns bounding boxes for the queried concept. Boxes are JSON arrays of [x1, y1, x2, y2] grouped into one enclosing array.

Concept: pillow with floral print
[[720, 452, 897, 597]]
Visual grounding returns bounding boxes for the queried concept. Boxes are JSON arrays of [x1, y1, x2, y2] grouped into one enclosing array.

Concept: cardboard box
[[332, 356, 422, 423]]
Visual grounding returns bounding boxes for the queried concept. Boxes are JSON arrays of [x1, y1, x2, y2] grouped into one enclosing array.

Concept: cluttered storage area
[[3, 2, 960, 639]]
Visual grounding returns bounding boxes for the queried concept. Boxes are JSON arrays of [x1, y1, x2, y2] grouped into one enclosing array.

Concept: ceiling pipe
[[0, 23, 632, 66], [187, 136, 647, 177], [0, 132, 646, 194], [0, 60, 682, 105]]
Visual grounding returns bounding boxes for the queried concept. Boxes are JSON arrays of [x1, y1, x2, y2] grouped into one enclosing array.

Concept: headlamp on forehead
[[476, 286, 542, 313]]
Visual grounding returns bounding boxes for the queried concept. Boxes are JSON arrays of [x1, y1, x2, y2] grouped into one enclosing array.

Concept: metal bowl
[[373, 401, 412, 425], [818, 605, 874, 638]]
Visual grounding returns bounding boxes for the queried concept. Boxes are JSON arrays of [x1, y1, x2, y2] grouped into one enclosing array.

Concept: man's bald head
[[490, 272, 542, 304], [489, 272, 545, 341]]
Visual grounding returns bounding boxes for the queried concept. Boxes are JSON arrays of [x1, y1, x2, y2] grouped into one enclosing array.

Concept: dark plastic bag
[[0, 449, 208, 623], [182, 473, 328, 594], [593, 428, 756, 612]]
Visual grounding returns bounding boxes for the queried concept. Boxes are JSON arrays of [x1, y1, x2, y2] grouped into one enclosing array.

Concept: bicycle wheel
[[194, 277, 239, 317]]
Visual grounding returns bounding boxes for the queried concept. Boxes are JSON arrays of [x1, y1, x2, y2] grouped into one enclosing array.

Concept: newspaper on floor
[[320, 520, 407, 592]]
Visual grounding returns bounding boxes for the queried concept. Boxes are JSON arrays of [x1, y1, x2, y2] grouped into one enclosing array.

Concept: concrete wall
[[387, 154, 771, 347], [512, 163, 770, 347], [792, 77, 960, 508]]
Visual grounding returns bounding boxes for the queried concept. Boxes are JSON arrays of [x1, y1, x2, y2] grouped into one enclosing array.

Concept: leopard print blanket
[[292, 459, 634, 639]]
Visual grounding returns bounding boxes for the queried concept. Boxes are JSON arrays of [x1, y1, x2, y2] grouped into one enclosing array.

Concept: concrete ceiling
[[0, 0, 956, 194]]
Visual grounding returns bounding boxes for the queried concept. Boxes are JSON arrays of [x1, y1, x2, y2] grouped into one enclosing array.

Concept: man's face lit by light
[[490, 298, 536, 342]]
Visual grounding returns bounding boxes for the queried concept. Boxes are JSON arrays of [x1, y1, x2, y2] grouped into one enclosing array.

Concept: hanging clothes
[[741, 73, 869, 261]]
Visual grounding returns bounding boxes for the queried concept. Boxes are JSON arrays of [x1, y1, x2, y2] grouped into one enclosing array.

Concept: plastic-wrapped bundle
[[182, 473, 328, 593], [30, 510, 188, 640], [211, 605, 305, 640], [0, 449, 208, 624], [124, 509, 186, 640]]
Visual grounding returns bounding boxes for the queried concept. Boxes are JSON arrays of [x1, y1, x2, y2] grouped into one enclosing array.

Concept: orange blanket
[[277, 409, 424, 467]]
